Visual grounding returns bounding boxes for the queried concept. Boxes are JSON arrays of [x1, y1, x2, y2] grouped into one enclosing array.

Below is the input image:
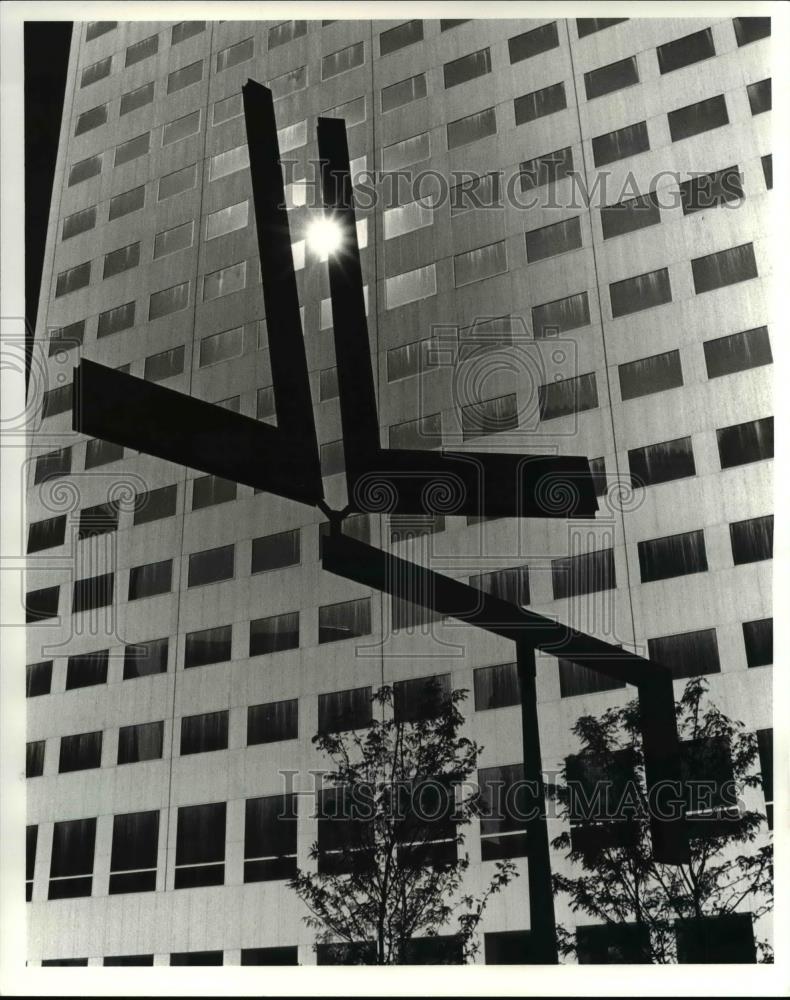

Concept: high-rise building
[[25, 15, 773, 966]]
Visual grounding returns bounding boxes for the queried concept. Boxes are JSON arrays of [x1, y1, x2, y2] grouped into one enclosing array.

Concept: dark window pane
[[757, 728, 773, 827], [123, 638, 168, 679], [558, 658, 625, 698], [59, 731, 102, 773], [117, 721, 164, 764], [618, 349, 682, 400], [167, 60, 203, 95], [72, 572, 114, 613], [585, 55, 638, 99], [172, 21, 205, 44], [447, 107, 496, 150], [485, 931, 533, 964], [120, 81, 154, 116], [318, 597, 371, 644], [184, 625, 232, 668], [717, 416, 772, 468], [730, 514, 773, 564], [68, 154, 102, 186], [680, 165, 743, 215], [85, 437, 124, 468], [657, 27, 716, 73], [103, 955, 154, 966], [175, 802, 225, 889], [78, 500, 118, 539], [133, 484, 177, 525], [444, 47, 491, 88], [109, 185, 145, 221], [610, 267, 671, 317], [508, 21, 558, 62], [25, 585, 59, 623], [244, 794, 297, 882], [440, 20, 468, 31], [526, 216, 581, 262], [601, 190, 660, 239], [648, 628, 720, 679], [628, 436, 695, 487], [49, 818, 95, 899], [393, 674, 451, 723], [241, 947, 298, 965], [532, 291, 590, 339], [27, 740, 45, 777], [248, 699, 298, 744], [520, 146, 573, 191], [577, 923, 651, 964], [474, 662, 519, 710], [478, 762, 529, 861], [461, 393, 518, 440], [692, 243, 758, 294], [704, 326, 771, 379], [144, 345, 184, 382], [216, 36, 254, 72], [115, 132, 150, 167], [638, 529, 708, 583], [269, 20, 307, 49], [403, 937, 463, 964], [733, 17, 770, 47], [675, 913, 755, 964], [762, 154, 772, 190], [552, 548, 615, 599], [743, 618, 772, 668], [171, 951, 223, 966], [27, 514, 67, 553], [187, 544, 234, 587], [250, 611, 300, 655], [316, 942, 376, 965], [81, 55, 111, 87], [539, 372, 598, 420], [577, 18, 627, 38], [322, 41, 365, 80], [180, 710, 229, 755], [389, 412, 442, 450], [668, 95, 728, 141], [49, 318, 85, 354], [251, 529, 300, 573], [747, 78, 771, 115], [66, 649, 108, 689], [381, 73, 426, 113], [62, 204, 96, 238], [379, 19, 423, 55], [125, 32, 158, 66], [470, 566, 529, 606], [592, 121, 649, 167], [34, 446, 71, 483], [515, 81, 566, 125], [109, 810, 158, 894], [318, 687, 372, 734], [42, 958, 89, 966], [97, 300, 135, 339], [26, 660, 52, 697], [42, 383, 73, 417]]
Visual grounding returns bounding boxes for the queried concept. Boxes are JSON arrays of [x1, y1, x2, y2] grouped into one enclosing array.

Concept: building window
[[747, 78, 771, 115], [387, 336, 437, 382], [382, 131, 430, 171], [250, 611, 299, 655], [26, 741, 45, 778], [103, 955, 154, 966], [181, 710, 229, 755], [508, 21, 558, 62], [49, 318, 85, 353], [175, 802, 226, 889], [278, 119, 307, 153], [385, 263, 436, 309], [241, 947, 298, 965], [610, 267, 671, 317], [269, 19, 307, 48], [717, 416, 773, 468], [733, 17, 770, 46], [473, 662, 519, 711], [383, 200, 433, 240], [381, 73, 426, 113], [454, 240, 508, 286], [25, 585, 59, 623], [62, 205, 96, 240], [757, 728, 773, 828], [203, 261, 246, 301], [450, 172, 500, 216], [132, 484, 177, 526], [256, 386, 275, 421], [109, 184, 145, 222], [676, 913, 756, 964], [72, 572, 113, 614], [514, 81, 566, 125], [205, 200, 249, 240], [185, 625, 232, 669], [318, 687, 372, 734], [125, 32, 157, 67], [171, 951, 223, 966], [319, 367, 338, 401], [58, 731, 102, 773], [27, 660, 52, 698], [85, 438, 124, 469], [628, 435, 695, 488], [648, 627, 720, 679], [68, 153, 102, 187], [479, 763, 528, 860], [558, 657, 624, 698], [592, 121, 649, 167], [743, 618, 772, 668], [78, 501, 118, 539], [172, 21, 204, 44], [730, 514, 773, 565], [102, 243, 140, 278], [577, 923, 651, 964], [65, 649, 108, 690], [600, 190, 660, 239], [188, 544, 234, 587], [577, 17, 627, 37], [248, 699, 298, 744], [81, 55, 111, 87], [148, 281, 189, 320], [213, 92, 242, 125], [657, 27, 715, 73], [539, 372, 598, 421], [119, 81, 154, 116], [97, 300, 135, 338], [679, 165, 743, 215], [393, 674, 451, 723], [128, 559, 172, 600], [192, 475, 237, 510], [705, 326, 772, 381], [123, 638, 168, 679], [244, 794, 297, 882], [470, 566, 529, 606], [34, 446, 70, 483], [41, 383, 73, 419], [444, 47, 491, 89], [117, 721, 164, 764], [216, 36, 253, 73], [49, 818, 96, 899], [55, 261, 90, 298], [520, 146, 574, 190], [531, 291, 589, 339], [389, 413, 441, 451], [144, 346, 184, 383], [318, 515, 371, 547], [85, 20, 116, 40], [153, 221, 193, 261], [692, 243, 758, 294], [447, 107, 496, 150], [318, 597, 371, 644], [585, 55, 639, 100], [317, 787, 375, 877], [526, 217, 582, 263], [269, 65, 307, 101], [167, 59, 203, 95], [323, 41, 364, 80], [323, 95, 366, 128], [552, 547, 615, 600], [668, 94, 728, 142], [26, 825, 37, 901], [484, 931, 533, 964], [440, 19, 469, 31], [109, 811, 159, 895], [158, 162, 197, 201], [380, 19, 423, 55], [27, 514, 66, 553], [762, 154, 772, 190], [251, 529, 300, 574], [199, 326, 243, 367], [618, 349, 683, 401], [638, 529, 707, 584], [461, 392, 518, 440], [114, 132, 150, 168]]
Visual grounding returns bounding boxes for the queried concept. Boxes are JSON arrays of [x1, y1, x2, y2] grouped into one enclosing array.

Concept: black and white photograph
[[0, 1, 785, 994]]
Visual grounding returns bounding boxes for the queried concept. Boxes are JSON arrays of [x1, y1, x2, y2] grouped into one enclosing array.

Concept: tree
[[288, 683, 517, 964], [547, 676, 773, 963]]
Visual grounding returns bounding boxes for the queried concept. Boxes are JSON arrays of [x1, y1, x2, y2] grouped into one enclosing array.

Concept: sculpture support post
[[517, 640, 559, 964]]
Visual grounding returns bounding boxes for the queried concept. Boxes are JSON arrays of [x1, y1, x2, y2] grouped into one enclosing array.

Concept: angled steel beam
[[316, 114, 599, 520], [321, 529, 689, 866], [73, 360, 322, 506]]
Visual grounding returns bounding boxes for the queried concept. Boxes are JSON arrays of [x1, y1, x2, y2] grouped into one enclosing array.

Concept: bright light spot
[[306, 217, 343, 259]]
